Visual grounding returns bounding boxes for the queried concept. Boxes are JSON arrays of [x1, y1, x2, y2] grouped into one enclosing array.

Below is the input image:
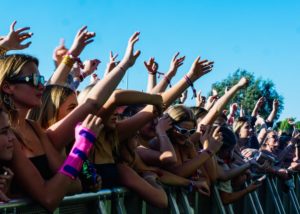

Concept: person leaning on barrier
[[215, 126, 265, 205]]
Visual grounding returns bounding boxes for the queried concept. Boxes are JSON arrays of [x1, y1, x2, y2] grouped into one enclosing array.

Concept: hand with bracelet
[[0, 21, 33, 54], [190, 179, 211, 196]]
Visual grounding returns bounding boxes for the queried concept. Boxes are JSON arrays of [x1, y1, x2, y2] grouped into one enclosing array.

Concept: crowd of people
[[0, 21, 299, 212]]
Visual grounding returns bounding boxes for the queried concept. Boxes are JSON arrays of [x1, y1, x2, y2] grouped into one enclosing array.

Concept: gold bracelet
[[62, 55, 75, 68], [0, 46, 8, 56]]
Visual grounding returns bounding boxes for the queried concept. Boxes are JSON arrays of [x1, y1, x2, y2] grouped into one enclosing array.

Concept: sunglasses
[[173, 125, 196, 136], [8, 74, 45, 88]]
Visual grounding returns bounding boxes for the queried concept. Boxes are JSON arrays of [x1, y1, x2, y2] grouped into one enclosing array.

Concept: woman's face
[[172, 121, 195, 145], [7, 62, 44, 109], [265, 132, 280, 153], [57, 93, 78, 121], [239, 122, 251, 139], [0, 112, 14, 161], [104, 110, 119, 130], [139, 118, 158, 140]]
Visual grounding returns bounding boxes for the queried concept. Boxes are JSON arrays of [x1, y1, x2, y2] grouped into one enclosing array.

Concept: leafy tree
[[211, 69, 284, 120]]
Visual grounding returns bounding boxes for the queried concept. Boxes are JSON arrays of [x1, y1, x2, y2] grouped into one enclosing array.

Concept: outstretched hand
[[69, 26, 95, 57], [167, 52, 185, 77], [121, 32, 141, 68], [187, 56, 214, 80], [0, 21, 33, 50]]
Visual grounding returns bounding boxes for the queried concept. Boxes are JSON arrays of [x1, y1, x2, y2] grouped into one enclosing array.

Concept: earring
[[3, 94, 16, 110]]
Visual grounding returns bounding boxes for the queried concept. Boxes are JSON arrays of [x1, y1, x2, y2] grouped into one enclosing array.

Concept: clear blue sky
[[2, 0, 299, 120]]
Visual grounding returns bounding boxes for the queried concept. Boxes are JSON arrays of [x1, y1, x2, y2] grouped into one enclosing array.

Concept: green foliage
[[211, 69, 284, 120]]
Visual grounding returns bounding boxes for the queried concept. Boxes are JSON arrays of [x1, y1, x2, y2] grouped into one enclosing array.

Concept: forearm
[[156, 132, 177, 165], [151, 73, 173, 94], [219, 163, 250, 181], [201, 84, 241, 125], [161, 73, 192, 108], [48, 62, 71, 85], [220, 188, 250, 205], [169, 152, 211, 177], [157, 169, 191, 187], [147, 73, 157, 93], [266, 109, 277, 123]]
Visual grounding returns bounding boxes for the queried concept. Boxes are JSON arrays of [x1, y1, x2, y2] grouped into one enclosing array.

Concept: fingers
[[129, 31, 140, 44], [15, 27, 30, 34], [77, 26, 88, 37], [172, 52, 180, 61], [10, 20, 17, 32], [19, 42, 32, 49], [134, 50, 141, 59]]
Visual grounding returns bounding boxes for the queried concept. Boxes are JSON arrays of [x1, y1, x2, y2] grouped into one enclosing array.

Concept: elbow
[[41, 197, 61, 213], [160, 153, 177, 166]]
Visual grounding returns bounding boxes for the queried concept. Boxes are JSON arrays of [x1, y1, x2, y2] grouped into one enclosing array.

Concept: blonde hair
[[166, 104, 196, 125], [27, 85, 75, 129], [0, 54, 39, 121], [233, 117, 249, 137]]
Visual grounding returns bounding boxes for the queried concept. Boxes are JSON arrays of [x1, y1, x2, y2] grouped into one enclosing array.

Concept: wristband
[[0, 46, 8, 56], [200, 149, 214, 157], [59, 124, 96, 179], [66, 52, 84, 69], [62, 55, 75, 68], [184, 75, 197, 99]]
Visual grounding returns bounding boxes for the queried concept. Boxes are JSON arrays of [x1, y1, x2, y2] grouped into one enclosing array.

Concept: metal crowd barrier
[[1, 174, 300, 214]]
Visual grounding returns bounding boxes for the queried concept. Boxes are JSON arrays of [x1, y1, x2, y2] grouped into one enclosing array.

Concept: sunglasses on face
[[173, 125, 196, 136], [8, 74, 45, 88]]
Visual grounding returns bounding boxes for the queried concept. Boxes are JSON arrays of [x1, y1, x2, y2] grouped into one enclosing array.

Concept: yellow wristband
[[0, 46, 8, 56], [62, 55, 75, 68]]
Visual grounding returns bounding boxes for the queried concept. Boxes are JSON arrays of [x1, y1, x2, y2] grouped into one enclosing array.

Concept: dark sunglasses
[[173, 125, 196, 136], [8, 74, 45, 88]]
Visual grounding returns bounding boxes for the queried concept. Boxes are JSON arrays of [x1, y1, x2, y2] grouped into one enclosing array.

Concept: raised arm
[[162, 56, 213, 108], [151, 52, 185, 94], [266, 99, 279, 124], [144, 57, 158, 92], [47, 32, 141, 151], [200, 77, 248, 126], [251, 97, 264, 117], [48, 26, 95, 85]]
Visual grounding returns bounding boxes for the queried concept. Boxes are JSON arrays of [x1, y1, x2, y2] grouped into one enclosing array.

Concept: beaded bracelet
[[184, 75, 197, 99], [0, 46, 8, 56], [200, 149, 214, 157]]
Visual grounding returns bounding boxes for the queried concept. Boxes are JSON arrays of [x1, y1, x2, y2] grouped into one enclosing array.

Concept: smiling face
[[0, 111, 14, 161]]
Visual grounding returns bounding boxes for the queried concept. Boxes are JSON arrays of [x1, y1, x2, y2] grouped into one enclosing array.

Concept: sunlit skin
[[0, 112, 14, 161], [239, 122, 252, 139], [170, 121, 195, 145], [57, 93, 78, 121], [7, 62, 44, 109], [265, 131, 280, 153]]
